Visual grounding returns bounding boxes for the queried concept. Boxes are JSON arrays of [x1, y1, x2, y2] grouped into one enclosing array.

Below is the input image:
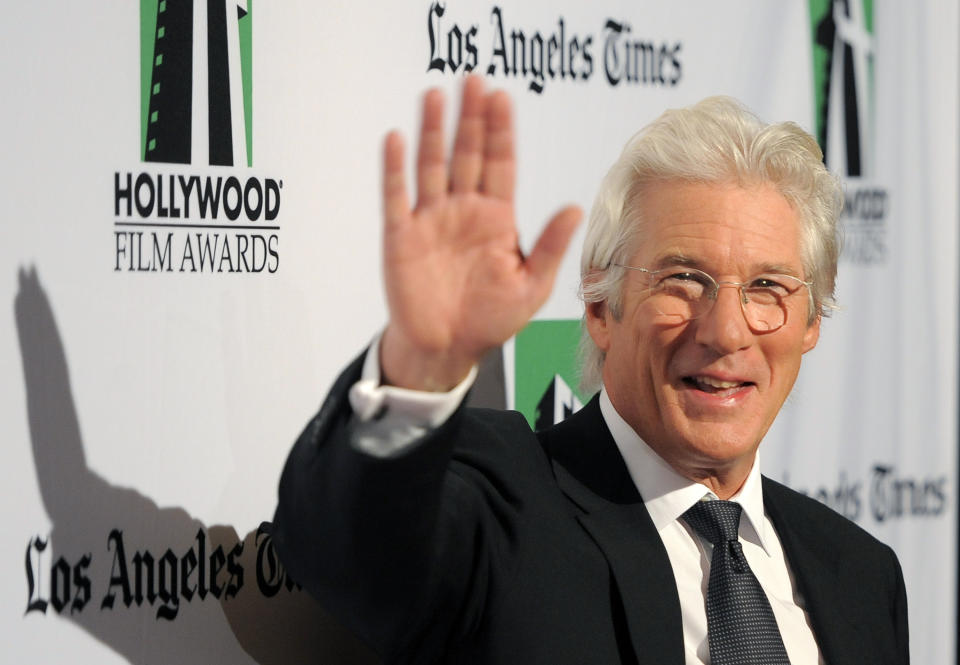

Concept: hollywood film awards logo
[[113, 0, 282, 274], [810, 0, 888, 265]]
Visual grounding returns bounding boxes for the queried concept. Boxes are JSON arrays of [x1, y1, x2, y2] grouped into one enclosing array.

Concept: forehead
[[630, 180, 803, 274]]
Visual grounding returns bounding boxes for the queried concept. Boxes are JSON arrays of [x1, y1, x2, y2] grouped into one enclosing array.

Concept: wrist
[[380, 325, 477, 392]]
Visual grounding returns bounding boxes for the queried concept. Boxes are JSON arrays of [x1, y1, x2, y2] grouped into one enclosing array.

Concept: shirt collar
[[598, 387, 772, 555]]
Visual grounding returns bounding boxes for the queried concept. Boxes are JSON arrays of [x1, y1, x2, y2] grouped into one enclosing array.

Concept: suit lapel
[[543, 403, 875, 664], [541, 399, 685, 665], [763, 479, 867, 665]]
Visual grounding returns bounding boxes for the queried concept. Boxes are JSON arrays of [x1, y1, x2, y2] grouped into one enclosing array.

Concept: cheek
[[636, 329, 693, 419], [606, 318, 653, 385], [650, 323, 694, 375], [760, 337, 805, 388], [608, 300, 689, 393]]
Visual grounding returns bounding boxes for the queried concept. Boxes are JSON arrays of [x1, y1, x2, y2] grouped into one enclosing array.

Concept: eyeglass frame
[[607, 262, 815, 333]]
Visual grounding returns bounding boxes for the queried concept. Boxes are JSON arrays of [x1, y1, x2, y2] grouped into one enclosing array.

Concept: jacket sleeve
[[271, 351, 519, 662]]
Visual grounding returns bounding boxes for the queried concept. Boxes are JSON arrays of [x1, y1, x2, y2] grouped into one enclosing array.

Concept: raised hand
[[380, 76, 582, 391]]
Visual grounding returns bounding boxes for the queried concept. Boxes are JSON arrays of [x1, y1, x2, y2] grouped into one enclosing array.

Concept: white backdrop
[[1, 1, 955, 663]]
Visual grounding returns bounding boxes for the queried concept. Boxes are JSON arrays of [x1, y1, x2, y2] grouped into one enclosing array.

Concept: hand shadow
[[14, 266, 380, 665]]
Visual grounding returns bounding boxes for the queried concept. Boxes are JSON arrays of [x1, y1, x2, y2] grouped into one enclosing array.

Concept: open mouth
[[682, 375, 754, 397]]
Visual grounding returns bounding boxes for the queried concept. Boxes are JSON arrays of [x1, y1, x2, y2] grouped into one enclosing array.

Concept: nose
[[693, 283, 752, 354]]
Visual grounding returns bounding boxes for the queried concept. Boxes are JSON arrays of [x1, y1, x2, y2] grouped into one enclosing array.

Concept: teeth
[[696, 376, 742, 390]]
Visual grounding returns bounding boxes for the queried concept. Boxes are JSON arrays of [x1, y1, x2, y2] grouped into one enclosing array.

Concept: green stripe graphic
[[141, 0, 159, 160]]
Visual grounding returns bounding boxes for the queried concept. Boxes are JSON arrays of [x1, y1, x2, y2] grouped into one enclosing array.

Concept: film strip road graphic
[[144, 0, 252, 167]]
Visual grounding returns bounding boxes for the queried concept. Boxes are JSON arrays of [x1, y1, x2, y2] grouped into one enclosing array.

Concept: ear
[[801, 314, 821, 353], [585, 300, 612, 352]]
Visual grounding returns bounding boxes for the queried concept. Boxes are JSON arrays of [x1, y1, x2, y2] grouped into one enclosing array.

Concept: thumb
[[524, 205, 583, 300]]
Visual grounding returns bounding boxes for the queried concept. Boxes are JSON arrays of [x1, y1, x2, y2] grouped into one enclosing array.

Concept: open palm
[[380, 77, 581, 391]]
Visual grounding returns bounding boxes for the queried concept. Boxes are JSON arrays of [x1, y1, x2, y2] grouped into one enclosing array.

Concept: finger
[[382, 131, 410, 230], [450, 75, 487, 193], [481, 90, 516, 201], [524, 206, 583, 301], [416, 89, 447, 207]]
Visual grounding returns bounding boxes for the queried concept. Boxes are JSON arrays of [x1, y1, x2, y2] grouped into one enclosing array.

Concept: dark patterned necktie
[[683, 500, 790, 665]]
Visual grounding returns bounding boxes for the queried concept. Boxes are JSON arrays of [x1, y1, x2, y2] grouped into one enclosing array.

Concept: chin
[[675, 424, 763, 465]]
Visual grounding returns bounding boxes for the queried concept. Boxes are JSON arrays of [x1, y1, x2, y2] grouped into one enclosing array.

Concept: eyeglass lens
[[647, 269, 792, 332]]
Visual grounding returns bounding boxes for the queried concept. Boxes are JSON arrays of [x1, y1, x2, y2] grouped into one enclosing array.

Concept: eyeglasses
[[610, 263, 813, 333]]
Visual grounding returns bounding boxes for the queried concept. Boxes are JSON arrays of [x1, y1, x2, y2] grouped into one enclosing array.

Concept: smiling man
[[586, 179, 821, 500], [273, 78, 908, 664]]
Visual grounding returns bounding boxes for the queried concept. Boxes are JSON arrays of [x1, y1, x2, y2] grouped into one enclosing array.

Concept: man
[[272, 76, 908, 664]]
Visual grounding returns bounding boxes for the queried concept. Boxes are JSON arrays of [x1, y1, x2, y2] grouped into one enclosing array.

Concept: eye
[[657, 270, 711, 299], [745, 275, 796, 302], [661, 270, 711, 283], [752, 276, 788, 290]]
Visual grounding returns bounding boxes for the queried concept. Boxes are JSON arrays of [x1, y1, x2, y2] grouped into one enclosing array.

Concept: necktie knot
[[683, 499, 742, 545]]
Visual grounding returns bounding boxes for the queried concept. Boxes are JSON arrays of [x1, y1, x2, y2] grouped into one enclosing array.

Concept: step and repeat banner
[[1, 1, 955, 663]]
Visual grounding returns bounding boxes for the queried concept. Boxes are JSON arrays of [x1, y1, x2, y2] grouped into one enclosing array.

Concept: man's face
[[586, 180, 820, 485]]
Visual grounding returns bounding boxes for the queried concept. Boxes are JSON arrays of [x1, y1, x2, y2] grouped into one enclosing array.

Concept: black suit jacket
[[273, 354, 909, 664]]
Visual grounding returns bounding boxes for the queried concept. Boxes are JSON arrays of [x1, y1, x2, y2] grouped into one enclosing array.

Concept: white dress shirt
[[599, 389, 823, 664], [347, 336, 824, 664]]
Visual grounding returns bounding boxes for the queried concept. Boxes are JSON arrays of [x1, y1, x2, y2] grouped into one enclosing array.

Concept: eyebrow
[[650, 252, 804, 278], [652, 253, 698, 269]]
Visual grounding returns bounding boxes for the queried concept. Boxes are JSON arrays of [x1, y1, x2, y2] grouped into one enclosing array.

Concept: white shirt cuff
[[347, 333, 478, 457]]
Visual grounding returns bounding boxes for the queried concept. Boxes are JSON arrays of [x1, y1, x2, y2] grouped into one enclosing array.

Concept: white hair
[[578, 96, 843, 393]]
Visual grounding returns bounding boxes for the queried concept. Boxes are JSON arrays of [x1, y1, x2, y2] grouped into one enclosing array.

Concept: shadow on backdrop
[[14, 267, 380, 665]]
